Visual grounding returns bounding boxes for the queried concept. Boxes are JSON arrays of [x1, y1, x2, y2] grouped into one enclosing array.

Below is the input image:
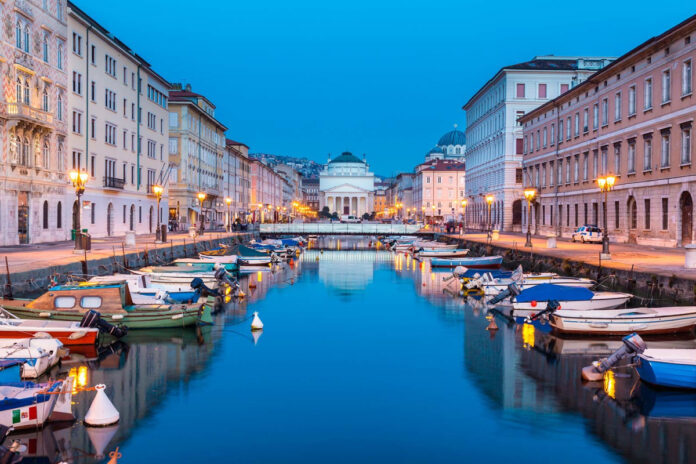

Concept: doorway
[[18, 192, 29, 244], [107, 203, 113, 236], [680, 192, 693, 245]]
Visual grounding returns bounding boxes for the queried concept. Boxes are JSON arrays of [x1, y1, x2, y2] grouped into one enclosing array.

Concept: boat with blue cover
[[636, 349, 696, 389], [201, 245, 275, 266], [430, 255, 503, 269], [510, 283, 632, 316]]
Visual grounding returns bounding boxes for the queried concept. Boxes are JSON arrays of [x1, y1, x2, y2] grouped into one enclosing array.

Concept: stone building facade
[[0, 0, 69, 245], [319, 152, 374, 217], [463, 56, 614, 232], [250, 158, 283, 222], [520, 15, 696, 247], [412, 159, 465, 222], [223, 139, 250, 223]]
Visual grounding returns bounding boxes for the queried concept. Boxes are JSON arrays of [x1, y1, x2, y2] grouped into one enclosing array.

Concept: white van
[[340, 215, 361, 223]]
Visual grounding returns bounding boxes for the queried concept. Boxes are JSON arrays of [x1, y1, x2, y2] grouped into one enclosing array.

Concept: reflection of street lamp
[[597, 175, 616, 259], [485, 194, 494, 239], [69, 169, 88, 250], [153, 184, 163, 242], [197, 192, 206, 234], [523, 188, 537, 247], [461, 199, 468, 234], [225, 197, 232, 232]]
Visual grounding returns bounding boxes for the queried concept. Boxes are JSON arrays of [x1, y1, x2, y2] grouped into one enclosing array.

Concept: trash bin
[[70, 229, 76, 241], [160, 224, 167, 242], [80, 232, 91, 251]]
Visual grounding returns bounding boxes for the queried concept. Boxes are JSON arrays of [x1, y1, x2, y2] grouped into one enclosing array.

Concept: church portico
[[319, 152, 375, 217]]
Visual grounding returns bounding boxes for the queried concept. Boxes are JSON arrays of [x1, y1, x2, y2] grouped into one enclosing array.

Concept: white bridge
[[259, 223, 426, 235]]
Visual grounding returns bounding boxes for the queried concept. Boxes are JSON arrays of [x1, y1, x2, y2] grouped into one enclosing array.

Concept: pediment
[[323, 183, 371, 193]]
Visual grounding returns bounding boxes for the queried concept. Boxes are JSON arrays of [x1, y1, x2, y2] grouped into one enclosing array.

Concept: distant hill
[[250, 153, 323, 178]]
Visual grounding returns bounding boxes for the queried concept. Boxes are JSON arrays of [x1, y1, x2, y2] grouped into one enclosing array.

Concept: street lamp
[[225, 197, 232, 232], [152, 184, 164, 242], [523, 188, 537, 247], [485, 194, 494, 240], [197, 192, 206, 234], [69, 170, 88, 250], [597, 175, 616, 259], [461, 199, 468, 234]]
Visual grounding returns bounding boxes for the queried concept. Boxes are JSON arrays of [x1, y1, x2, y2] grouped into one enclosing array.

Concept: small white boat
[[0, 377, 73, 429], [637, 348, 696, 389], [414, 248, 469, 258], [480, 268, 595, 296], [550, 306, 696, 335], [0, 338, 64, 378], [508, 283, 632, 317]]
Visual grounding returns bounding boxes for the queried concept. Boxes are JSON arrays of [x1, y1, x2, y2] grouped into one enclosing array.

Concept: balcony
[[6, 102, 53, 126], [103, 176, 126, 190]]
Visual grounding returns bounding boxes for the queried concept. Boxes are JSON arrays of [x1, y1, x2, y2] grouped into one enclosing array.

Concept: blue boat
[[430, 255, 503, 269], [637, 349, 696, 389]]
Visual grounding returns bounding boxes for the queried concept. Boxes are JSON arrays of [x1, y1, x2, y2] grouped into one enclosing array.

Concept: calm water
[[7, 237, 696, 463]]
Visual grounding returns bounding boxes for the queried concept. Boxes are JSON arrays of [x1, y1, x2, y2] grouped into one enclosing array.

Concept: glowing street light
[[523, 188, 537, 247], [461, 199, 468, 234], [597, 175, 616, 259], [485, 194, 495, 240], [225, 197, 232, 232], [69, 169, 89, 250], [197, 192, 206, 234], [152, 184, 164, 242]]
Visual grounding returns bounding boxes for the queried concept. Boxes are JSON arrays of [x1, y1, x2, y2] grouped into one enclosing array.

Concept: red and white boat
[[0, 311, 98, 346]]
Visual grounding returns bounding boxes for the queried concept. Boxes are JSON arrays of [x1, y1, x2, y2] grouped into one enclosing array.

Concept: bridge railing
[[259, 223, 424, 235]]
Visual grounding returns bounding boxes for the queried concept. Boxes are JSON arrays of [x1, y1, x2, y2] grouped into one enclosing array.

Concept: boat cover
[[515, 283, 594, 302]]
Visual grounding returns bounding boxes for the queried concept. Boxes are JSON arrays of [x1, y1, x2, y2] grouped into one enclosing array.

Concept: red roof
[[226, 138, 249, 148], [418, 159, 465, 171]]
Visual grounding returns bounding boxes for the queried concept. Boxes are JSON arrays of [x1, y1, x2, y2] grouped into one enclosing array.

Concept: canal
[[10, 237, 695, 463]]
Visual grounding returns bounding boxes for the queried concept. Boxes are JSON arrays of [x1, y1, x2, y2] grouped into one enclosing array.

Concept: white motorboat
[[549, 306, 696, 335], [478, 266, 595, 296], [0, 376, 73, 429], [511, 291, 633, 317], [0, 338, 64, 378], [414, 248, 469, 258]]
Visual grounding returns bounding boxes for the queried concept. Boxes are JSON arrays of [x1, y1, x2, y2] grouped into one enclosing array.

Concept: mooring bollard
[[546, 236, 557, 249], [685, 244, 696, 268]]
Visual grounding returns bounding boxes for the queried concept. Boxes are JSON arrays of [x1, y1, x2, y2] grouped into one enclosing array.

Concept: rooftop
[[329, 152, 365, 164]]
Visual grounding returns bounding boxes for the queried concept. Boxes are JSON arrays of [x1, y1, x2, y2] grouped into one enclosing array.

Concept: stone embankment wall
[[6, 233, 254, 297], [442, 237, 696, 306]]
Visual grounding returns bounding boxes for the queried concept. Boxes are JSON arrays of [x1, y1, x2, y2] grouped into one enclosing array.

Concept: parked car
[[571, 225, 603, 243], [340, 215, 361, 223]]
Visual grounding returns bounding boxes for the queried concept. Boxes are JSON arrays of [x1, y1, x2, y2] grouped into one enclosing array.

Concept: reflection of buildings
[[302, 250, 391, 292]]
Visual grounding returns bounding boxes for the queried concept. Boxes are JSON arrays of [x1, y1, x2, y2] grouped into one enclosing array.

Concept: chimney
[[185, 83, 192, 92]]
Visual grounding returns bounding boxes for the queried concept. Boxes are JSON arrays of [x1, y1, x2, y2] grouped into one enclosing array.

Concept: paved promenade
[[0, 230, 250, 274], [447, 231, 696, 279]]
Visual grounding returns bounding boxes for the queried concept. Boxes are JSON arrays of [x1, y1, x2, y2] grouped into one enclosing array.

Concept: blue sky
[[82, 0, 694, 175]]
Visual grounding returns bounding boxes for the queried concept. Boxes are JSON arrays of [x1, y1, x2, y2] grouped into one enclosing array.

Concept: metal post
[[487, 202, 492, 241], [525, 199, 532, 247], [602, 188, 610, 256]]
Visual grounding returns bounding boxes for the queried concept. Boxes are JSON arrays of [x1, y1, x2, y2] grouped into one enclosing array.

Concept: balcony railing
[[103, 176, 126, 189], [6, 102, 53, 126]]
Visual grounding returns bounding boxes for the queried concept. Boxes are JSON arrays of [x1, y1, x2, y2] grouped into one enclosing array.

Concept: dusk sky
[[83, 0, 694, 176]]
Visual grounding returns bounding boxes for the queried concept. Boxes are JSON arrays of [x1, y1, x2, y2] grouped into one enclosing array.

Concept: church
[[425, 125, 466, 162], [319, 152, 375, 216]]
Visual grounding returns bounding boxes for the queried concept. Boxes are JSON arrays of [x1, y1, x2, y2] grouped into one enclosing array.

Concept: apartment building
[[250, 158, 283, 222], [463, 56, 614, 232], [223, 139, 250, 223], [0, 0, 68, 245], [412, 159, 466, 222], [67, 1, 170, 238], [520, 15, 696, 247], [168, 84, 227, 230]]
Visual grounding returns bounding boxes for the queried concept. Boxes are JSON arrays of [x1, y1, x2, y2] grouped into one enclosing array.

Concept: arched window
[[42, 139, 49, 169], [23, 79, 29, 104], [57, 141, 64, 171], [57, 42, 63, 70], [15, 21, 21, 49], [627, 197, 637, 230], [42, 201, 49, 229], [42, 34, 48, 62], [56, 94, 62, 121], [42, 89, 49, 111], [56, 202, 62, 228], [21, 137, 29, 166], [15, 78, 21, 102], [23, 25, 29, 53]]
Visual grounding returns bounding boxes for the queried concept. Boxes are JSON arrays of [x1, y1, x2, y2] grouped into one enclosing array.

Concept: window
[[615, 201, 620, 229], [566, 116, 571, 140], [628, 85, 636, 115], [566, 156, 571, 184], [105, 123, 116, 145], [516, 83, 525, 98], [543, 127, 547, 148], [583, 108, 589, 132], [593, 104, 599, 129], [90, 45, 95, 64], [72, 71, 82, 95], [42, 201, 48, 229], [123, 204, 126, 223], [601, 98, 608, 126], [57, 94, 63, 121], [614, 92, 622, 121], [42, 34, 48, 62], [91, 202, 95, 224], [80, 296, 102, 309], [72, 111, 82, 134], [57, 40, 63, 70], [662, 70, 671, 103], [628, 140, 636, 173], [574, 113, 579, 136], [104, 89, 116, 111], [682, 124, 692, 165], [583, 153, 588, 180], [644, 136, 652, 171], [57, 0, 63, 20], [90, 81, 95, 102], [575, 204, 578, 227], [662, 198, 669, 230], [584, 203, 588, 224], [538, 83, 547, 98], [90, 117, 95, 139], [72, 32, 82, 56], [550, 124, 555, 145], [644, 78, 653, 110], [558, 119, 564, 142], [601, 147, 608, 174], [42, 90, 49, 111], [15, 21, 21, 49], [593, 150, 598, 179], [147, 140, 156, 159], [560, 83, 569, 94], [105, 55, 117, 77], [515, 138, 523, 155], [614, 144, 621, 175], [644, 199, 651, 229], [573, 156, 579, 183], [549, 161, 554, 186], [23, 24, 29, 53], [55, 296, 76, 308], [683, 60, 693, 96], [661, 131, 670, 168]]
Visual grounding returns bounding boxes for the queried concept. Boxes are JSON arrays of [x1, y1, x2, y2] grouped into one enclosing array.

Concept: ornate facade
[[319, 152, 374, 216]]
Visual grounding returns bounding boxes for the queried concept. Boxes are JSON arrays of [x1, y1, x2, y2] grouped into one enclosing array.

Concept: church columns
[[351, 197, 357, 216]]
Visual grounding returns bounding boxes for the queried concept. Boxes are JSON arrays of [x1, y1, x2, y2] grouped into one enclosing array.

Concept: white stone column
[[351, 197, 357, 216]]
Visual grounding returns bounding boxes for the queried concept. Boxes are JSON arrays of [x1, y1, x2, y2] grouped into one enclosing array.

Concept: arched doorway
[[107, 203, 113, 236], [129, 204, 135, 231], [149, 206, 153, 233], [512, 199, 522, 226], [680, 192, 693, 245], [627, 196, 637, 230]]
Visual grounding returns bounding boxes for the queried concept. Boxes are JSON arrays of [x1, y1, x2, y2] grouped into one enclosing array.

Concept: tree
[[319, 206, 332, 219]]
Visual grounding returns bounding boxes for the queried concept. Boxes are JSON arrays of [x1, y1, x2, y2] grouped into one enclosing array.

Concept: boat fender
[[68, 330, 88, 340], [33, 331, 52, 339], [581, 333, 646, 381], [39, 312, 52, 318]]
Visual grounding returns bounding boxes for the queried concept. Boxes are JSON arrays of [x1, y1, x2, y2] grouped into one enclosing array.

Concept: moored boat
[[430, 255, 503, 269], [414, 248, 469, 258], [0, 312, 98, 346], [509, 284, 632, 317], [0, 338, 64, 378], [550, 306, 696, 335], [0, 378, 72, 430], [636, 349, 696, 389]]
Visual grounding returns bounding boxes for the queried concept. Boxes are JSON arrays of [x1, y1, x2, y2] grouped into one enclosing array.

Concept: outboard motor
[[582, 333, 647, 381], [524, 299, 561, 323], [80, 309, 128, 338], [487, 282, 521, 305], [190, 277, 219, 300]]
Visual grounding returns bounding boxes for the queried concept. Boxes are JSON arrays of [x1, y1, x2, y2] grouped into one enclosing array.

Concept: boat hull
[[512, 293, 632, 317], [0, 327, 97, 346], [0, 381, 61, 430], [637, 351, 696, 389], [430, 256, 503, 269], [549, 307, 696, 335]]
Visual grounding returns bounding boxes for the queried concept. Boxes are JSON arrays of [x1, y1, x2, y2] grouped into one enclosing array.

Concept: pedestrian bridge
[[259, 223, 427, 236]]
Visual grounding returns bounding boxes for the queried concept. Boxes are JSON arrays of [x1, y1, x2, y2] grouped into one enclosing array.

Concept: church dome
[[329, 152, 364, 164], [427, 146, 444, 155], [437, 129, 466, 147]]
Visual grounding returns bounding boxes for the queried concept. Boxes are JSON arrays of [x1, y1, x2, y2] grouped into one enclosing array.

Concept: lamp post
[[485, 194, 494, 240], [421, 206, 425, 222], [197, 192, 206, 234], [225, 197, 232, 232], [597, 175, 616, 259], [461, 199, 468, 235], [153, 184, 163, 242], [523, 188, 537, 247], [69, 170, 88, 250]]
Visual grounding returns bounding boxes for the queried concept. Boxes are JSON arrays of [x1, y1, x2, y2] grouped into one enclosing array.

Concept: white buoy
[[251, 312, 264, 331], [85, 384, 120, 427], [252, 329, 263, 345], [86, 423, 119, 458]]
